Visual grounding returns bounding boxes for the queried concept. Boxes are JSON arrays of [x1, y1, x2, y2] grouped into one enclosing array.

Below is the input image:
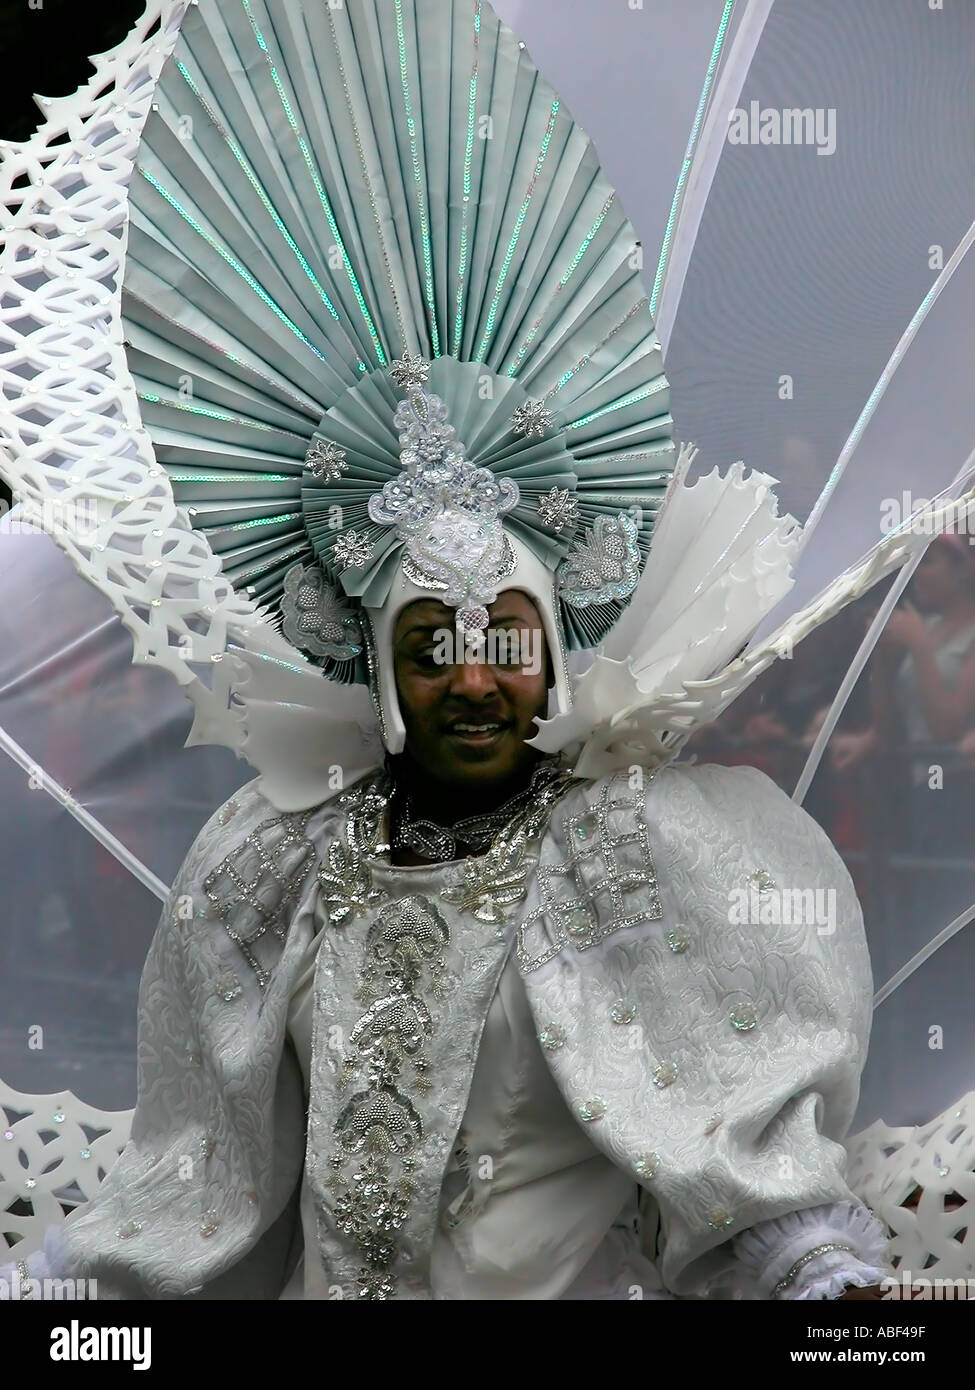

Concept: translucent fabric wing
[[0, 514, 250, 1109]]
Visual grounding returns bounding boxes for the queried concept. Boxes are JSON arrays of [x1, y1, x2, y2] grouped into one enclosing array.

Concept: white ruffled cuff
[[732, 1200, 893, 1300]]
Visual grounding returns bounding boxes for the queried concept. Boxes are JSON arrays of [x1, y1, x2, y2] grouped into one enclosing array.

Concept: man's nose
[[448, 649, 500, 699]]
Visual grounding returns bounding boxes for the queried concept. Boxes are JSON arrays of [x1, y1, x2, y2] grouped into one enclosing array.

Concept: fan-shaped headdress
[[123, 0, 675, 753], [5, 0, 970, 814]]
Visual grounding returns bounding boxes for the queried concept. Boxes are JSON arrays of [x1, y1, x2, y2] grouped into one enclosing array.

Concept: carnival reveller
[[0, 0, 914, 1301], [4, 524, 893, 1299]]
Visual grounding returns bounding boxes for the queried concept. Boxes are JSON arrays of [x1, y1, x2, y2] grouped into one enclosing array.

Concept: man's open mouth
[[446, 720, 508, 739]]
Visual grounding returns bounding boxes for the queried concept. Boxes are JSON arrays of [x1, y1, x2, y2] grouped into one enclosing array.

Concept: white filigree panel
[[847, 1092, 975, 1285], [0, 0, 264, 763], [0, 1082, 132, 1257]]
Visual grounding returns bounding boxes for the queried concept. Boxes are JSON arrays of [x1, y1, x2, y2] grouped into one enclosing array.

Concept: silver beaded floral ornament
[[277, 348, 672, 674], [280, 563, 363, 680], [365, 355, 519, 633]]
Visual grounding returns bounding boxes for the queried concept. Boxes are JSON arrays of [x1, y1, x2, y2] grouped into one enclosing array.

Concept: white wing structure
[[1, 0, 973, 1281]]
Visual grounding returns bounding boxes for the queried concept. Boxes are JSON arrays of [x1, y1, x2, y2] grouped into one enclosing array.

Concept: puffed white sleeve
[[638, 762, 892, 1297], [1, 785, 314, 1299], [521, 761, 893, 1300]]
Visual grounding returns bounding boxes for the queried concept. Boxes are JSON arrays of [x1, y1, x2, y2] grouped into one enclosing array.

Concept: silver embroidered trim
[[771, 1242, 860, 1297], [367, 365, 520, 628], [517, 772, 662, 973], [203, 809, 317, 990], [358, 611, 388, 745], [552, 594, 572, 701], [326, 894, 450, 1299], [317, 774, 391, 927], [441, 764, 579, 925], [400, 551, 449, 592], [392, 758, 564, 862], [316, 764, 577, 1294], [399, 531, 517, 601]]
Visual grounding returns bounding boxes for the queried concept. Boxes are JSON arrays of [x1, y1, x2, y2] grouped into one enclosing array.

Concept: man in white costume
[[0, 0, 915, 1300], [4, 353, 891, 1301]]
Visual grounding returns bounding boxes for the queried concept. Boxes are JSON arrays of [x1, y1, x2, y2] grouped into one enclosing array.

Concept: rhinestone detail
[[511, 399, 554, 437], [706, 1206, 733, 1231], [577, 1096, 607, 1123], [389, 352, 430, 389], [538, 1023, 566, 1051], [215, 972, 243, 1002], [771, 1242, 858, 1296], [305, 438, 348, 483], [517, 773, 661, 973], [565, 907, 590, 936], [537, 485, 578, 533], [635, 1151, 660, 1179], [203, 808, 316, 990], [333, 529, 374, 570]]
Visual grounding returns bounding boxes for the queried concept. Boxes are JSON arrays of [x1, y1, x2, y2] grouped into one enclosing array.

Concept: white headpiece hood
[[364, 530, 572, 754]]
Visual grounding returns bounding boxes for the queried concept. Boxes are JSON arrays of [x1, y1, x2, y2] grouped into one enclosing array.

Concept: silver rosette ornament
[[280, 562, 363, 680]]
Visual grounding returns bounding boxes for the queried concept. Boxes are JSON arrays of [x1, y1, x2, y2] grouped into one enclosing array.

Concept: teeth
[[453, 723, 501, 733]]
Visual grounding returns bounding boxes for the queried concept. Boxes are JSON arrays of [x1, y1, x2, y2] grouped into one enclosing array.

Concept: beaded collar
[[389, 757, 569, 863]]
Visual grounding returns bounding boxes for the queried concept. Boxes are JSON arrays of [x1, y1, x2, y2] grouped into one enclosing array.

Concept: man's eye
[[490, 635, 525, 667], [412, 649, 441, 670]]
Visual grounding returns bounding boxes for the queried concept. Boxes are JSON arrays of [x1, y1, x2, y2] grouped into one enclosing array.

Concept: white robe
[[285, 943, 668, 1299], [4, 762, 892, 1299]]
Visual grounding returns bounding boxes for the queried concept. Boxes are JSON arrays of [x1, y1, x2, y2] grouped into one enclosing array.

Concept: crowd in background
[[688, 534, 975, 978]]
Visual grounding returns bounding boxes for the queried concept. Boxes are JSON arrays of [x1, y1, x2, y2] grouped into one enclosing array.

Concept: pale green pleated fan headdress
[[122, 0, 674, 743]]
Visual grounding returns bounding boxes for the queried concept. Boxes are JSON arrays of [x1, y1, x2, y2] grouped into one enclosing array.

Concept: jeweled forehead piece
[[367, 357, 519, 631]]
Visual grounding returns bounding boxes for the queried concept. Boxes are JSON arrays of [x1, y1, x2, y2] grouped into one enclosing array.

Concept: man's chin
[[437, 729, 533, 781]]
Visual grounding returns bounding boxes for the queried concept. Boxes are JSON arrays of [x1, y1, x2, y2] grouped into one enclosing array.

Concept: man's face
[[393, 590, 550, 790]]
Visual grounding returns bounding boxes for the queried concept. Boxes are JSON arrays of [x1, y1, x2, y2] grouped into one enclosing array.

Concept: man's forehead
[[395, 590, 541, 632]]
